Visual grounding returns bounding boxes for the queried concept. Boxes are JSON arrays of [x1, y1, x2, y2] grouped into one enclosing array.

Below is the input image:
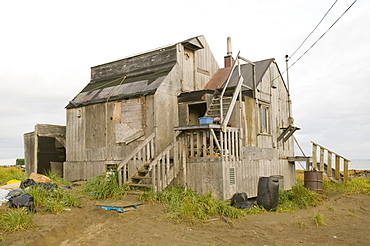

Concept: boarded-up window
[[115, 98, 145, 144]]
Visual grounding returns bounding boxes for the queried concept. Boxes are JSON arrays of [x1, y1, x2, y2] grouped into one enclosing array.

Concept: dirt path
[[3, 193, 370, 246]]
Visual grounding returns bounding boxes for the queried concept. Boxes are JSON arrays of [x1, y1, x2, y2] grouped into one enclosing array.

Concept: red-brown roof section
[[203, 67, 232, 90]]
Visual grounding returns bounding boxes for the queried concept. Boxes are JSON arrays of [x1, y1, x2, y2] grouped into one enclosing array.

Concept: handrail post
[[335, 155, 340, 180], [327, 151, 332, 177], [319, 147, 324, 172], [344, 159, 349, 183], [312, 143, 317, 170]]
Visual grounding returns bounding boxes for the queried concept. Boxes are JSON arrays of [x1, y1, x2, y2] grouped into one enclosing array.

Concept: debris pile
[[0, 172, 56, 211]]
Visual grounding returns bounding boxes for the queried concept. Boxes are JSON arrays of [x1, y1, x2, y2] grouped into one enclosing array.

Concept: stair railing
[[149, 131, 184, 192], [116, 132, 155, 186], [311, 141, 350, 182], [219, 52, 256, 132]]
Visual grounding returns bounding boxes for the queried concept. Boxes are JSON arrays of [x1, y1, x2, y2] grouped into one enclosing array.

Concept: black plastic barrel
[[257, 177, 279, 210], [304, 171, 323, 194]]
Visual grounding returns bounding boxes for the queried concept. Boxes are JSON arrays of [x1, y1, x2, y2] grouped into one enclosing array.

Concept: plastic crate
[[199, 117, 213, 124]]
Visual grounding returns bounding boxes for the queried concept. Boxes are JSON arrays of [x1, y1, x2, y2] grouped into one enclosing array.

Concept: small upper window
[[260, 104, 269, 134]]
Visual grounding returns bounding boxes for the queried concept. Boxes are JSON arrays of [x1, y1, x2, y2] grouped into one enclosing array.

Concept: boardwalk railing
[[311, 141, 350, 182]]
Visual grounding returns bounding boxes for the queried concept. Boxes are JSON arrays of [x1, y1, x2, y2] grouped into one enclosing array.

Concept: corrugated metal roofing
[[66, 46, 177, 108]]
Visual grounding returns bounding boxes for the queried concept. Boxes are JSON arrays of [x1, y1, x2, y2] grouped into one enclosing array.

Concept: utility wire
[[287, 0, 357, 71], [289, 0, 338, 59], [272, 0, 357, 82]]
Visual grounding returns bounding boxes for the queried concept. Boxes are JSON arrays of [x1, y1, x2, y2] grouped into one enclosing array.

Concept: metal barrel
[[304, 171, 323, 194], [270, 175, 284, 190]]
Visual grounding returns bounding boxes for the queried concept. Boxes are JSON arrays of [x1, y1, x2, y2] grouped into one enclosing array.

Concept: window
[[260, 104, 269, 134]]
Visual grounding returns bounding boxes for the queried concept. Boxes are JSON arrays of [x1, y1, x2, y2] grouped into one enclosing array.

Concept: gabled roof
[[227, 58, 274, 88]]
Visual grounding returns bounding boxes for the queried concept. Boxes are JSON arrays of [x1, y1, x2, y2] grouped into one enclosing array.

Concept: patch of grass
[[326, 206, 334, 212], [79, 172, 131, 200], [0, 208, 33, 232], [0, 167, 26, 185], [309, 211, 326, 226], [277, 183, 322, 212], [27, 185, 81, 213], [140, 186, 247, 223], [44, 169, 71, 186], [245, 205, 267, 215], [293, 220, 307, 228], [324, 177, 370, 196]]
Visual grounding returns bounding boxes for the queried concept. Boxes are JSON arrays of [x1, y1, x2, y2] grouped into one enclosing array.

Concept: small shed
[[24, 124, 66, 176]]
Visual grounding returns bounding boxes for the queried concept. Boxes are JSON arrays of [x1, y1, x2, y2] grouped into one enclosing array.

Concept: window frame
[[259, 103, 270, 134]]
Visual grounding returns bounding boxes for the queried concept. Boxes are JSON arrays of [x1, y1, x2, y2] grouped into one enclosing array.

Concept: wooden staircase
[[129, 163, 152, 189], [115, 132, 184, 192], [204, 53, 256, 131], [204, 89, 233, 120]]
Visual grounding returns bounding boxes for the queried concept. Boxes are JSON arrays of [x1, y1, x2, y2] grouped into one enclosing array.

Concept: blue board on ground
[[97, 203, 144, 213]]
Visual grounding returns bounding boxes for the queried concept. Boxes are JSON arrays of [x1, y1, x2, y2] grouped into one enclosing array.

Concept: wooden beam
[[312, 143, 317, 170], [319, 147, 324, 172], [344, 159, 349, 183], [335, 155, 340, 180], [327, 151, 332, 177]]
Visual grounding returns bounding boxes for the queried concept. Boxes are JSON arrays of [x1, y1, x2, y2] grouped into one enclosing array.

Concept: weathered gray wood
[[319, 147, 324, 172]]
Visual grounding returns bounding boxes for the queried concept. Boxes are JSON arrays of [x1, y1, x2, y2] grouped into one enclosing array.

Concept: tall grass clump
[[0, 167, 26, 185], [277, 183, 322, 212], [323, 177, 370, 196], [27, 185, 81, 213], [79, 172, 131, 200], [44, 169, 71, 186], [0, 208, 33, 232], [140, 186, 246, 223]]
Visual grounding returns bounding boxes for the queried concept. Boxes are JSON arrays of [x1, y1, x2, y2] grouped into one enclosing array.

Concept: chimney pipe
[[224, 37, 234, 67], [227, 37, 232, 56]]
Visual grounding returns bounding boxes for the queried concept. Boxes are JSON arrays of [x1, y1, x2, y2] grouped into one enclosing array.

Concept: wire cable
[[270, 0, 358, 84], [289, 0, 338, 59], [287, 0, 357, 71]]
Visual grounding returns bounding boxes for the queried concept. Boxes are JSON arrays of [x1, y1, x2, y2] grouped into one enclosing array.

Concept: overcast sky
[[1, 0, 369, 165]]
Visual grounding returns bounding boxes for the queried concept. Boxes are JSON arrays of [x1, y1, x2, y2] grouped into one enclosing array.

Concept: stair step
[[128, 183, 152, 189], [137, 169, 149, 174], [132, 175, 152, 180], [126, 190, 144, 195]]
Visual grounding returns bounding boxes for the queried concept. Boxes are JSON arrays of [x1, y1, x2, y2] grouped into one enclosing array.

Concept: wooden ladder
[[204, 89, 233, 120]]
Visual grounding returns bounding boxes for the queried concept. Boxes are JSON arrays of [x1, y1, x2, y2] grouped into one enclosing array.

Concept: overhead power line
[[287, 0, 358, 71], [289, 0, 338, 59]]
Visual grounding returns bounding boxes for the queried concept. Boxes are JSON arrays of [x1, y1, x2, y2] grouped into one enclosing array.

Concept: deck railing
[[311, 141, 350, 182], [184, 127, 240, 162]]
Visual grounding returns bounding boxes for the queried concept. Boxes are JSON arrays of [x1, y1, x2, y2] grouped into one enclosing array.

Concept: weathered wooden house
[[64, 35, 299, 199]]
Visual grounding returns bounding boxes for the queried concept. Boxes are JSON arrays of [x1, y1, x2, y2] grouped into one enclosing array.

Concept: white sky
[[0, 0, 369, 165]]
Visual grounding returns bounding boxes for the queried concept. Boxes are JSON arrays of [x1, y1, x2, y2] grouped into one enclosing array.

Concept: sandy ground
[[2, 188, 370, 246]]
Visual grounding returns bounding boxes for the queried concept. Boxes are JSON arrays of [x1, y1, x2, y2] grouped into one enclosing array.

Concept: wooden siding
[[186, 159, 223, 198], [177, 36, 219, 92], [65, 96, 153, 181], [24, 132, 35, 175], [64, 161, 106, 181]]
